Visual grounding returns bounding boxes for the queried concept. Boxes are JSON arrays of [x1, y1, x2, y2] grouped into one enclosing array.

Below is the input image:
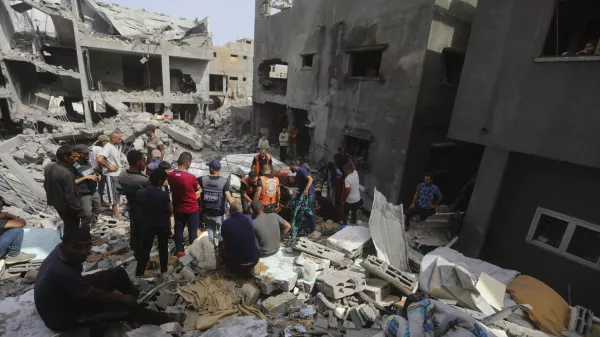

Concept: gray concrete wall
[[480, 152, 600, 313], [88, 50, 124, 90], [449, 0, 600, 170], [170, 57, 209, 100], [209, 39, 254, 98]]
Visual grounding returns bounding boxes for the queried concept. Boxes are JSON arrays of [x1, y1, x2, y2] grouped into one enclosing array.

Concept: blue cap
[[208, 160, 221, 170]]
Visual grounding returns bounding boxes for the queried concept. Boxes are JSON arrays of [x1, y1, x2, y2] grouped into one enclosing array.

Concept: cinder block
[[316, 269, 366, 300], [240, 282, 261, 305], [295, 252, 330, 271], [349, 305, 368, 327], [262, 292, 299, 316], [360, 255, 418, 295], [359, 303, 379, 322], [292, 237, 349, 267], [363, 278, 391, 303]]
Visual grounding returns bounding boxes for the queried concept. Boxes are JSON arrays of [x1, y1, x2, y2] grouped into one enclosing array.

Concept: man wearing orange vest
[[240, 171, 259, 213], [253, 165, 280, 214], [251, 148, 273, 177]]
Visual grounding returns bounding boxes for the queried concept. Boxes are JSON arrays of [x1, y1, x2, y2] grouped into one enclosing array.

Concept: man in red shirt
[[167, 152, 201, 256]]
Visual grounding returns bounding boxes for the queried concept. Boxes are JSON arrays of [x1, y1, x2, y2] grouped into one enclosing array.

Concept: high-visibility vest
[[241, 177, 257, 197], [254, 154, 272, 176], [259, 175, 279, 205]]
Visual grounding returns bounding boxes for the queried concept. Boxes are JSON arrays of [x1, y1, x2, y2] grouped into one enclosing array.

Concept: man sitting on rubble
[[405, 175, 442, 230], [251, 148, 273, 177], [220, 202, 260, 277], [44, 145, 86, 237], [240, 171, 259, 213], [251, 201, 290, 258], [0, 195, 36, 265], [73, 145, 101, 228], [254, 164, 281, 214], [118, 150, 149, 259], [34, 226, 184, 332], [198, 160, 234, 245]]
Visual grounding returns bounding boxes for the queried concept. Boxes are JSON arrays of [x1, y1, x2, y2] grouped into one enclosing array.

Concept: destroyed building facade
[[252, 0, 481, 204], [0, 0, 213, 129], [209, 38, 254, 107], [449, 0, 600, 313]]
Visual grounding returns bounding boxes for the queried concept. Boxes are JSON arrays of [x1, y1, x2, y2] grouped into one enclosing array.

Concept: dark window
[[246, 40, 252, 44], [541, 0, 600, 57], [566, 226, 600, 263], [302, 54, 314, 68], [243, 56, 248, 60], [533, 213, 568, 248], [213, 52, 217, 57], [243, 77, 247, 81], [441, 48, 465, 85], [344, 135, 371, 168], [209, 74, 224, 92], [230, 55, 239, 63], [349, 50, 382, 78], [230, 77, 239, 81]]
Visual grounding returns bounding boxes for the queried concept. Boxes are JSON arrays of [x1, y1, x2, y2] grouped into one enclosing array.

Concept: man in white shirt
[[343, 163, 363, 226], [97, 132, 123, 218], [91, 135, 110, 206], [278, 128, 289, 162], [258, 134, 269, 151]]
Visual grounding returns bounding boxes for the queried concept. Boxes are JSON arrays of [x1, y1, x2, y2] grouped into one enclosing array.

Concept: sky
[[109, 0, 255, 45]]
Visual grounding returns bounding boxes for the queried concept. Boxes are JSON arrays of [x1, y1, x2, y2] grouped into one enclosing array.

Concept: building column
[[70, 0, 92, 126], [161, 54, 172, 117], [455, 147, 510, 258]]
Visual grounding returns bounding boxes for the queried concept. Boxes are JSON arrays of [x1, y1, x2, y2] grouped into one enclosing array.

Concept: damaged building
[[209, 38, 254, 108], [450, 0, 600, 313], [0, 0, 213, 130], [252, 0, 483, 205]]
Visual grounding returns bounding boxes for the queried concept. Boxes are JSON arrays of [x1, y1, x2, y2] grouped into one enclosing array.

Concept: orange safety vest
[[253, 154, 272, 176], [259, 175, 279, 205], [241, 177, 257, 197]]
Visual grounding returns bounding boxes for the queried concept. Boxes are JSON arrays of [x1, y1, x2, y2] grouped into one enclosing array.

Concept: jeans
[[203, 214, 224, 245], [137, 226, 170, 276], [307, 193, 316, 233], [81, 192, 101, 226], [174, 211, 200, 253], [0, 228, 24, 257], [280, 146, 287, 162], [343, 199, 364, 225]]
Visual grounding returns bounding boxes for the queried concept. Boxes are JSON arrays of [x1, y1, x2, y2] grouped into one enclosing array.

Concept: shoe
[[176, 252, 185, 258], [5, 252, 36, 265]]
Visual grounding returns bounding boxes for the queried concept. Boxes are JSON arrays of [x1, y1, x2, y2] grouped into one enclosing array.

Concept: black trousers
[[404, 206, 436, 229], [343, 199, 363, 225], [280, 146, 288, 162], [57, 268, 171, 332], [136, 226, 170, 276], [57, 209, 81, 238], [227, 259, 259, 278]]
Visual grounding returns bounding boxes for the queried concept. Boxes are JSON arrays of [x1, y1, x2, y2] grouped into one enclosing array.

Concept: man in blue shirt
[[405, 175, 442, 230], [220, 202, 260, 276], [290, 160, 316, 234]]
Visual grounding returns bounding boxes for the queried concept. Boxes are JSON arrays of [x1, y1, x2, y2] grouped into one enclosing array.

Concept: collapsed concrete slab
[[292, 237, 349, 267], [327, 225, 372, 257], [316, 269, 367, 300], [261, 292, 299, 315], [254, 249, 301, 294], [161, 125, 204, 150], [361, 255, 419, 296]]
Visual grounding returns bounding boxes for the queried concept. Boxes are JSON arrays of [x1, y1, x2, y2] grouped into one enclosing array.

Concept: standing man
[[290, 160, 316, 234], [240, 172, 259, 213], [118, 150, 149, 258], [258, 134, 270, 150], [288, 125, 298, 160], [342, 163, 363, 226], [91, 135, 110, 207], [73, 145, 101, 228], [139, 124, 165, 160], [405, 175, 442, 230], [254, 165, 280, 214], [44, 145, 85, 236], [251, 148, 273, 177], [251, 201, 290, 258], [0, 196, 36, 264], [167, 152, 201, 257], [199, 160, 234, 245], [278, 128, 289, 162], [220, 202, 260, 277], [97, 132, 123, 219]]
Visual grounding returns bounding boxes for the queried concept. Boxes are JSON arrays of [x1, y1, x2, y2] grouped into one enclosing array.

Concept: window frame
[[527, 207, 600, 270], [346, 44, 387, 81], [301, 53, 315, 69]]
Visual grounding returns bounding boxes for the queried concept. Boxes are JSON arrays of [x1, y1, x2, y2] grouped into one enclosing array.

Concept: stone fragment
[[328, 310, 339, 329], [313, 314, 329, 331], [254, 249, 300, 294], [261, 292, 299, 315], [359, 303, 379, 322], [240, 282, 261, 305], [349, 305, 368, 327], [342, 320, 356, 329], [334, 306, 346, 319], [160, 322, 183, 335], [363, 278, 391, 303]]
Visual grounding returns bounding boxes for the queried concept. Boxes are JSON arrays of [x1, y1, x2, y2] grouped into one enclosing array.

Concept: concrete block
[[328, 310, 339, 329], [363, 278, 391, 303], [177, 254, 193, 266], [261, 292, 299, 316], [254, 249, 300, 294], [292, 237, 349, 267], [295, 252, 331, 271], [160, 322, 182, 335], [334, 307, 346, 319], [327, 226, 372, 257], [359, 303, 379, 322], [360, 255, 418, 295], [162, 126, 203, 150], [313, 314, 329, 331], [177, 266, 195, 283], [316, 269, 366, 300], [127, 325, 171, 337], [240, 282, 261, 305], [349, 305, 368, 327]]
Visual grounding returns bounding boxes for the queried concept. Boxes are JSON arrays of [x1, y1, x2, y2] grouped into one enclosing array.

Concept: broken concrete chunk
[[160, 322, 182, 336], [314, 292, 337, 312], [254, 249, 300, 295], [155, 291, 176, 309], [261, 292, 299, 316], [177, 254, 193, 266], [345, 330, 386, 337], [361, 255, 418, 295], [328, 310, 339, 329], [127, 325, 171, 337], [313, 314, 329, 331], [327, 226, 372, 257], [239, 282, 261, 305], [292, 237, 349, 267], [162, 126, 203, 150], [295, 252, 331, 271], [334, 306, 346, 319], [342, 320, 357, 329], [349, 305, 368, 327], [363, 278, 391, 303], [359, 303, 379, 322], [177, 266, 196, 283], [315, 269, 366, 300]]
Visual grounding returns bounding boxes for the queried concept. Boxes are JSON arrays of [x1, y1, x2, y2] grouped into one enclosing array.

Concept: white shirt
[[279, 132, 289, 147], [345, 171, 361, 203], [90, 145, 103, 169], [258, 139, 270, 150], [99, 143, 122, 177]]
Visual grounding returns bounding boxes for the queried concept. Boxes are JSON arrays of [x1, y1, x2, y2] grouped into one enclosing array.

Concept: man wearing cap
[[139, 124, 165, 161], [0, 195, 36, 265], [92, 135, 110, 207], [199, 160, 234, 245], [44, 145, 86, 236], [73, 145, 101, 228]]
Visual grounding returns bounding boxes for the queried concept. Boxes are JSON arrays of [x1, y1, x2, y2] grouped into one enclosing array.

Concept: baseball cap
[[0, 195, 11, 207], [98, 135, 110, 142], [208, 160, 221, 170], [73, 144, 91, 154], [145, 124, 157, 131]]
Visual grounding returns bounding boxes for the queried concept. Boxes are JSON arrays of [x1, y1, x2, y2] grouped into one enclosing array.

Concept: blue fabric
[[295, 167, 316, 196], [135, 188, 171, 228], [147, 158, 161, 170], [203, 214, 224, 245], [0, 227, 24, 257], [174, 211, 200, 253], [290, 195, 315, 238], [221, 213, 260, 266], [416, 183, 441, 208]]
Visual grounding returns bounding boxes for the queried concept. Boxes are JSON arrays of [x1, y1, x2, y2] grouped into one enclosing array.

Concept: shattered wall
[[88, 50, 124, 90], [170, 57, 209, 99], [253, 0, 477, 203], [209, 38, 254, 99]]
